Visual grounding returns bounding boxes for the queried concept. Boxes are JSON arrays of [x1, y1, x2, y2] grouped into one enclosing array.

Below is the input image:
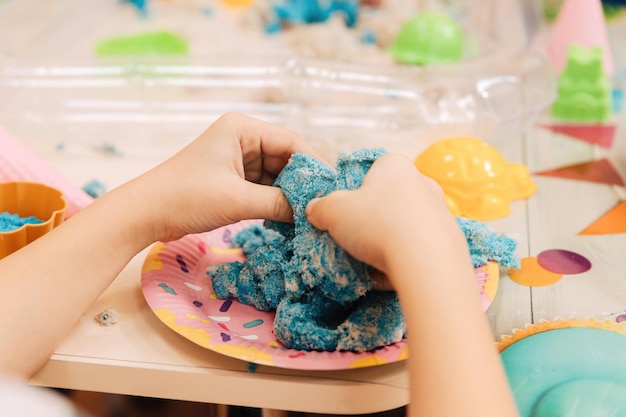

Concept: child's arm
[[306, 153, 520, 417], [0, 113, 321, 378]]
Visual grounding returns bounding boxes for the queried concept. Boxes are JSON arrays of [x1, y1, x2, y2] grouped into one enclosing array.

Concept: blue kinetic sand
[[273, 291, 405, 352], [266, 0, 359, 34], [456, 217, 519, 269], [208, 148, 519, 352], [0, 212, 43, 232], [82, 179, 108, 199], [231, 223, 285, 255]]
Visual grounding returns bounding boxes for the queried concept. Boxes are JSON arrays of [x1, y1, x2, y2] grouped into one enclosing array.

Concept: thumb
[[305, 197, 327, 231], [238, 182, 294, 223], [306, 191, 346, 232]]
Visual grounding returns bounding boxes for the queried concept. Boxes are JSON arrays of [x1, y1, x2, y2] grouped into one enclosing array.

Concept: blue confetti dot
[[243, 319, 264, 328], [158, 282, 177, 295]]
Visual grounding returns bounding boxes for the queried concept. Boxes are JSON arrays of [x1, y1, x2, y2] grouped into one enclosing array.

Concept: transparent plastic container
[[0, 0, 555, 159]]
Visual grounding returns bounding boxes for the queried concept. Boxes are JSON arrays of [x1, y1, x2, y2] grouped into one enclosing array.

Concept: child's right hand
[[305, 153, 470, 288]]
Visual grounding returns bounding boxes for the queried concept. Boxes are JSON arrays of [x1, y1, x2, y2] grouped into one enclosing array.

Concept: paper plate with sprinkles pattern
[[141, 220, 411, 370], [141, 220, 497, 370]]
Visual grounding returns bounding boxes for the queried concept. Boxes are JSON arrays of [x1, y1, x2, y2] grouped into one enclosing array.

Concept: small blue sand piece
[[265, 0, 360, 34], [613, 88, 624, 114], [231, 223, 285, 255], [122, 0, 149, 17], [0, 212, 43, 232], [82, 179, 108, 198], [456, 217, 519, 269], [360, 29, 377, 45]]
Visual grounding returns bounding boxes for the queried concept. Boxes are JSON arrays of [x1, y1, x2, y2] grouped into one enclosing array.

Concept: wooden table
[[2, 2, 624, 411], [486, 122, 626, 339], [17, 129, 413, 416], [30, 248, 409, 415], [12, 111, 621, 415]]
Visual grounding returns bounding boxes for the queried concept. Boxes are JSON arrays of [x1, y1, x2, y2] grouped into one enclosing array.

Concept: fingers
[[235, 182, 294, 223], [305, 191, 349, 232], [215, 112, 328, 174], [370, 270, 395, 291], [362, 153, 415, 184]]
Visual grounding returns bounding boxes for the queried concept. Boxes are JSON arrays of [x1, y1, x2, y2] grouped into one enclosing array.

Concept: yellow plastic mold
[[414, 137, 536, 220], [0, 181, 66, 259]]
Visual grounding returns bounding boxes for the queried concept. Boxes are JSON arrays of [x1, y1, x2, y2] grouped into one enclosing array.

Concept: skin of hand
[[131, 112, 326, 243], [306, 154, 520, 417], [0, 113, 321, 379]]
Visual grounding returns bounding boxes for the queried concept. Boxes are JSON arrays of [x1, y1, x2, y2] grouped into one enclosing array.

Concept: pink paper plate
[[141, 220, 497, 370]]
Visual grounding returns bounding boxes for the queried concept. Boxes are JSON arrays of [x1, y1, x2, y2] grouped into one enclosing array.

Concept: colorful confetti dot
[[243, 319, 264, 328], [176, 254, 189, 273], [508, 257, 563, 287], [158, 282, 177, 295], [220, 299, 233, 312], [208, 315, 231, 322], [184, 282, 202, 291], [221, 332, 231, 342], [222, 229, 232, 243], [185, 313, 211, 325], [193, 301, 203, 307], [197, 241, 206, 255], [537, 249, 592, 275]]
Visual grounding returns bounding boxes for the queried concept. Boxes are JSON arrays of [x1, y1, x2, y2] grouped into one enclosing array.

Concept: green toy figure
[[388, 12, 463, 66], [551, 44, 612, 122]]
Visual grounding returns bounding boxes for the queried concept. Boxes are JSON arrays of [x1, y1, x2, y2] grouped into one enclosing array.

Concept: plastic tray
[[0, 0, 555, 159]]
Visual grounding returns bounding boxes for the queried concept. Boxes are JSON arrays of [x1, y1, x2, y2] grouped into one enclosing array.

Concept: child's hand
[[305, 153, 468, 285], [128, 112, 324, 243]]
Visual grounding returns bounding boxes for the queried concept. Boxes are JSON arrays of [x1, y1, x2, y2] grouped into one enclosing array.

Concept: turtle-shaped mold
[[414, 137, 537, 220]]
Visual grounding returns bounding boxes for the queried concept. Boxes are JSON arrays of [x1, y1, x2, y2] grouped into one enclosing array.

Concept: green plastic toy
[[388, 12, 463, 66], [551, 44, 612, 122], [95, 30, 189, 56]]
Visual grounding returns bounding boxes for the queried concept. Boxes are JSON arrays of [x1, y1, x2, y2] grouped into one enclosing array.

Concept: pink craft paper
[[548, 0, 614, 76], [0, 126, 93, 217], [538, 124, 616, 148]]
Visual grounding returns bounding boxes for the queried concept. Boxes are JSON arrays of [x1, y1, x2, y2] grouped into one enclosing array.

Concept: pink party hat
[[548, 0, 614, 76]]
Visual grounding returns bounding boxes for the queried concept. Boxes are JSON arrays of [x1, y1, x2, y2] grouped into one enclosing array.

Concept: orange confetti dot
[[221, 0, 255, 6], [508, 257, 563, 287]]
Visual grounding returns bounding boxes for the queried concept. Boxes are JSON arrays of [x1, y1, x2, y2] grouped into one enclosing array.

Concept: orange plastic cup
[[0, 181, 66, 259]]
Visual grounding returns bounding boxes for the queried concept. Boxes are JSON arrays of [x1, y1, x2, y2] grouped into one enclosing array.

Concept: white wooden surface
[[12, 108, 622, 414], [30, 251, 409, 414], [486, 122, 626, 339], [2, 0, 625, 413]]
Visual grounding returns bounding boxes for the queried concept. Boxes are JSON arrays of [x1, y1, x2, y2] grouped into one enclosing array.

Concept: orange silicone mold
[[0, 181, 66, 259]]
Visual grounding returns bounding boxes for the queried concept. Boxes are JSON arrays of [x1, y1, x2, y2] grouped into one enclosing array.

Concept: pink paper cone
[[0, 127, 93, 217], [548, 0, 614, 76]]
